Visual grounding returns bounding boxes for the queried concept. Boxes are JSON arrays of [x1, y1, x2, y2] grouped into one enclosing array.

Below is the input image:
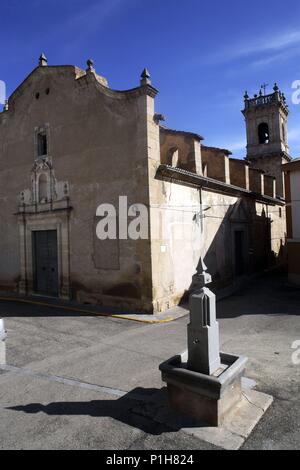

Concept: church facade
[[0, 56, 288, 313]]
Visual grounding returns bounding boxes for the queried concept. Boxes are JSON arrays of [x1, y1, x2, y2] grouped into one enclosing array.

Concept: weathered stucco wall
[[149, 181, 203, 312], [148, 166, 286, 312], [0, 65, 156, 312]]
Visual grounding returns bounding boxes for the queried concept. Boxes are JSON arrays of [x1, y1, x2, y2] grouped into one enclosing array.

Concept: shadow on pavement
[[0, 298, 139, 319], [7, 387, 210, 435], [217, 273, 300, 319]]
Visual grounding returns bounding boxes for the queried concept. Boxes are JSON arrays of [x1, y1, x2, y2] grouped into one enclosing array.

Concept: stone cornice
[[91, 75, 158, 100], [5, 65, 159, 110], [246, 151, 292, 163], [282, 158, 300, 171], [202, 145, 232, 155], [156, 164, 285, 206], [160, 126, 204, 142]]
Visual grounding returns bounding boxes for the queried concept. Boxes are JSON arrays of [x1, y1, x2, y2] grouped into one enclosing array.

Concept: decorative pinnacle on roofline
[[140, 68, 151, 86], [86, 58, 95, 73], [3, 100, 8, 112], [39, 53, 48, 67]]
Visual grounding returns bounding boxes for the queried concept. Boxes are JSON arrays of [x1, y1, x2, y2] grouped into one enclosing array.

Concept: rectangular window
[[37, 132, 47, 157]]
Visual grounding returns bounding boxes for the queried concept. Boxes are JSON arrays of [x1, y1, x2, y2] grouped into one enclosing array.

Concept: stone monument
[[159, 259, 248, 426], [187, 260, 221, 375]]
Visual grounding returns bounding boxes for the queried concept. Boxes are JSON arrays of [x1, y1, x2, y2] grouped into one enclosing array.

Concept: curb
[[0, 296, 179, 324]]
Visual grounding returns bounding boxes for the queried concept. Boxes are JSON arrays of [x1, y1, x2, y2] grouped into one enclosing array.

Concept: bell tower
[[242, 83, 291, 198]]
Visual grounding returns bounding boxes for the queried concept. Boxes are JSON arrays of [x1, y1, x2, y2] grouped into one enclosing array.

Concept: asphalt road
[[0, 273, 299, 450]]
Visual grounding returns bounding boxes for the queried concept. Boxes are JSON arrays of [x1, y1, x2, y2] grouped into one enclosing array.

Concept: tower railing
[[244, 91, 287, 110]]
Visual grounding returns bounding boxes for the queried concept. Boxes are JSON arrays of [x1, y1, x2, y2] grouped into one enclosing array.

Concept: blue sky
[[1, 0, 300, 156]]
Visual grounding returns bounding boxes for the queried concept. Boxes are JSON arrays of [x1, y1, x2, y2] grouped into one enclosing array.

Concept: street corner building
[[283, 157, 300, 285], [0, 56, 290, 314]]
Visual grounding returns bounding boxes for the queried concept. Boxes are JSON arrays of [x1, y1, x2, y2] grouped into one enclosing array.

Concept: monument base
[[160, 352, 248, 427]]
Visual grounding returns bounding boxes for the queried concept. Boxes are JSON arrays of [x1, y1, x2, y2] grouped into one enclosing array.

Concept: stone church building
[[0, 55, 288, 313]]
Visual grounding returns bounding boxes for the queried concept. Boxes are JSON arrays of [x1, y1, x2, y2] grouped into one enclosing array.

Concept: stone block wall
[[201, 146, 230, 184], [229, 159, 249, 189], [263, 174, 276, 198], [159, 128, 202, 175], [249, 168, 264, 193]]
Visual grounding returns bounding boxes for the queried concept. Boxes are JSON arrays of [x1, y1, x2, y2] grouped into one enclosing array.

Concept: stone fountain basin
[[159, 352, 248, 426]]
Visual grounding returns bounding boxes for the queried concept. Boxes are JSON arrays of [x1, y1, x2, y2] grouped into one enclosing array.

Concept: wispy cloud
[[288, 128, 300, 154], [46, 0, 135, 57], [233, 30, 300, 58], [227, 139, 246, 152], [62, 0, 127, 34], [288, 126, 300, 142], [208, 29, 300, 66], [251, 45, 300, 69], [208, 137, 246, 154]]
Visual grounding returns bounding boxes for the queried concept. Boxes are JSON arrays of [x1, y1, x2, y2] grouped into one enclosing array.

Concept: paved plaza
[[0, 273, 299, 450]]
